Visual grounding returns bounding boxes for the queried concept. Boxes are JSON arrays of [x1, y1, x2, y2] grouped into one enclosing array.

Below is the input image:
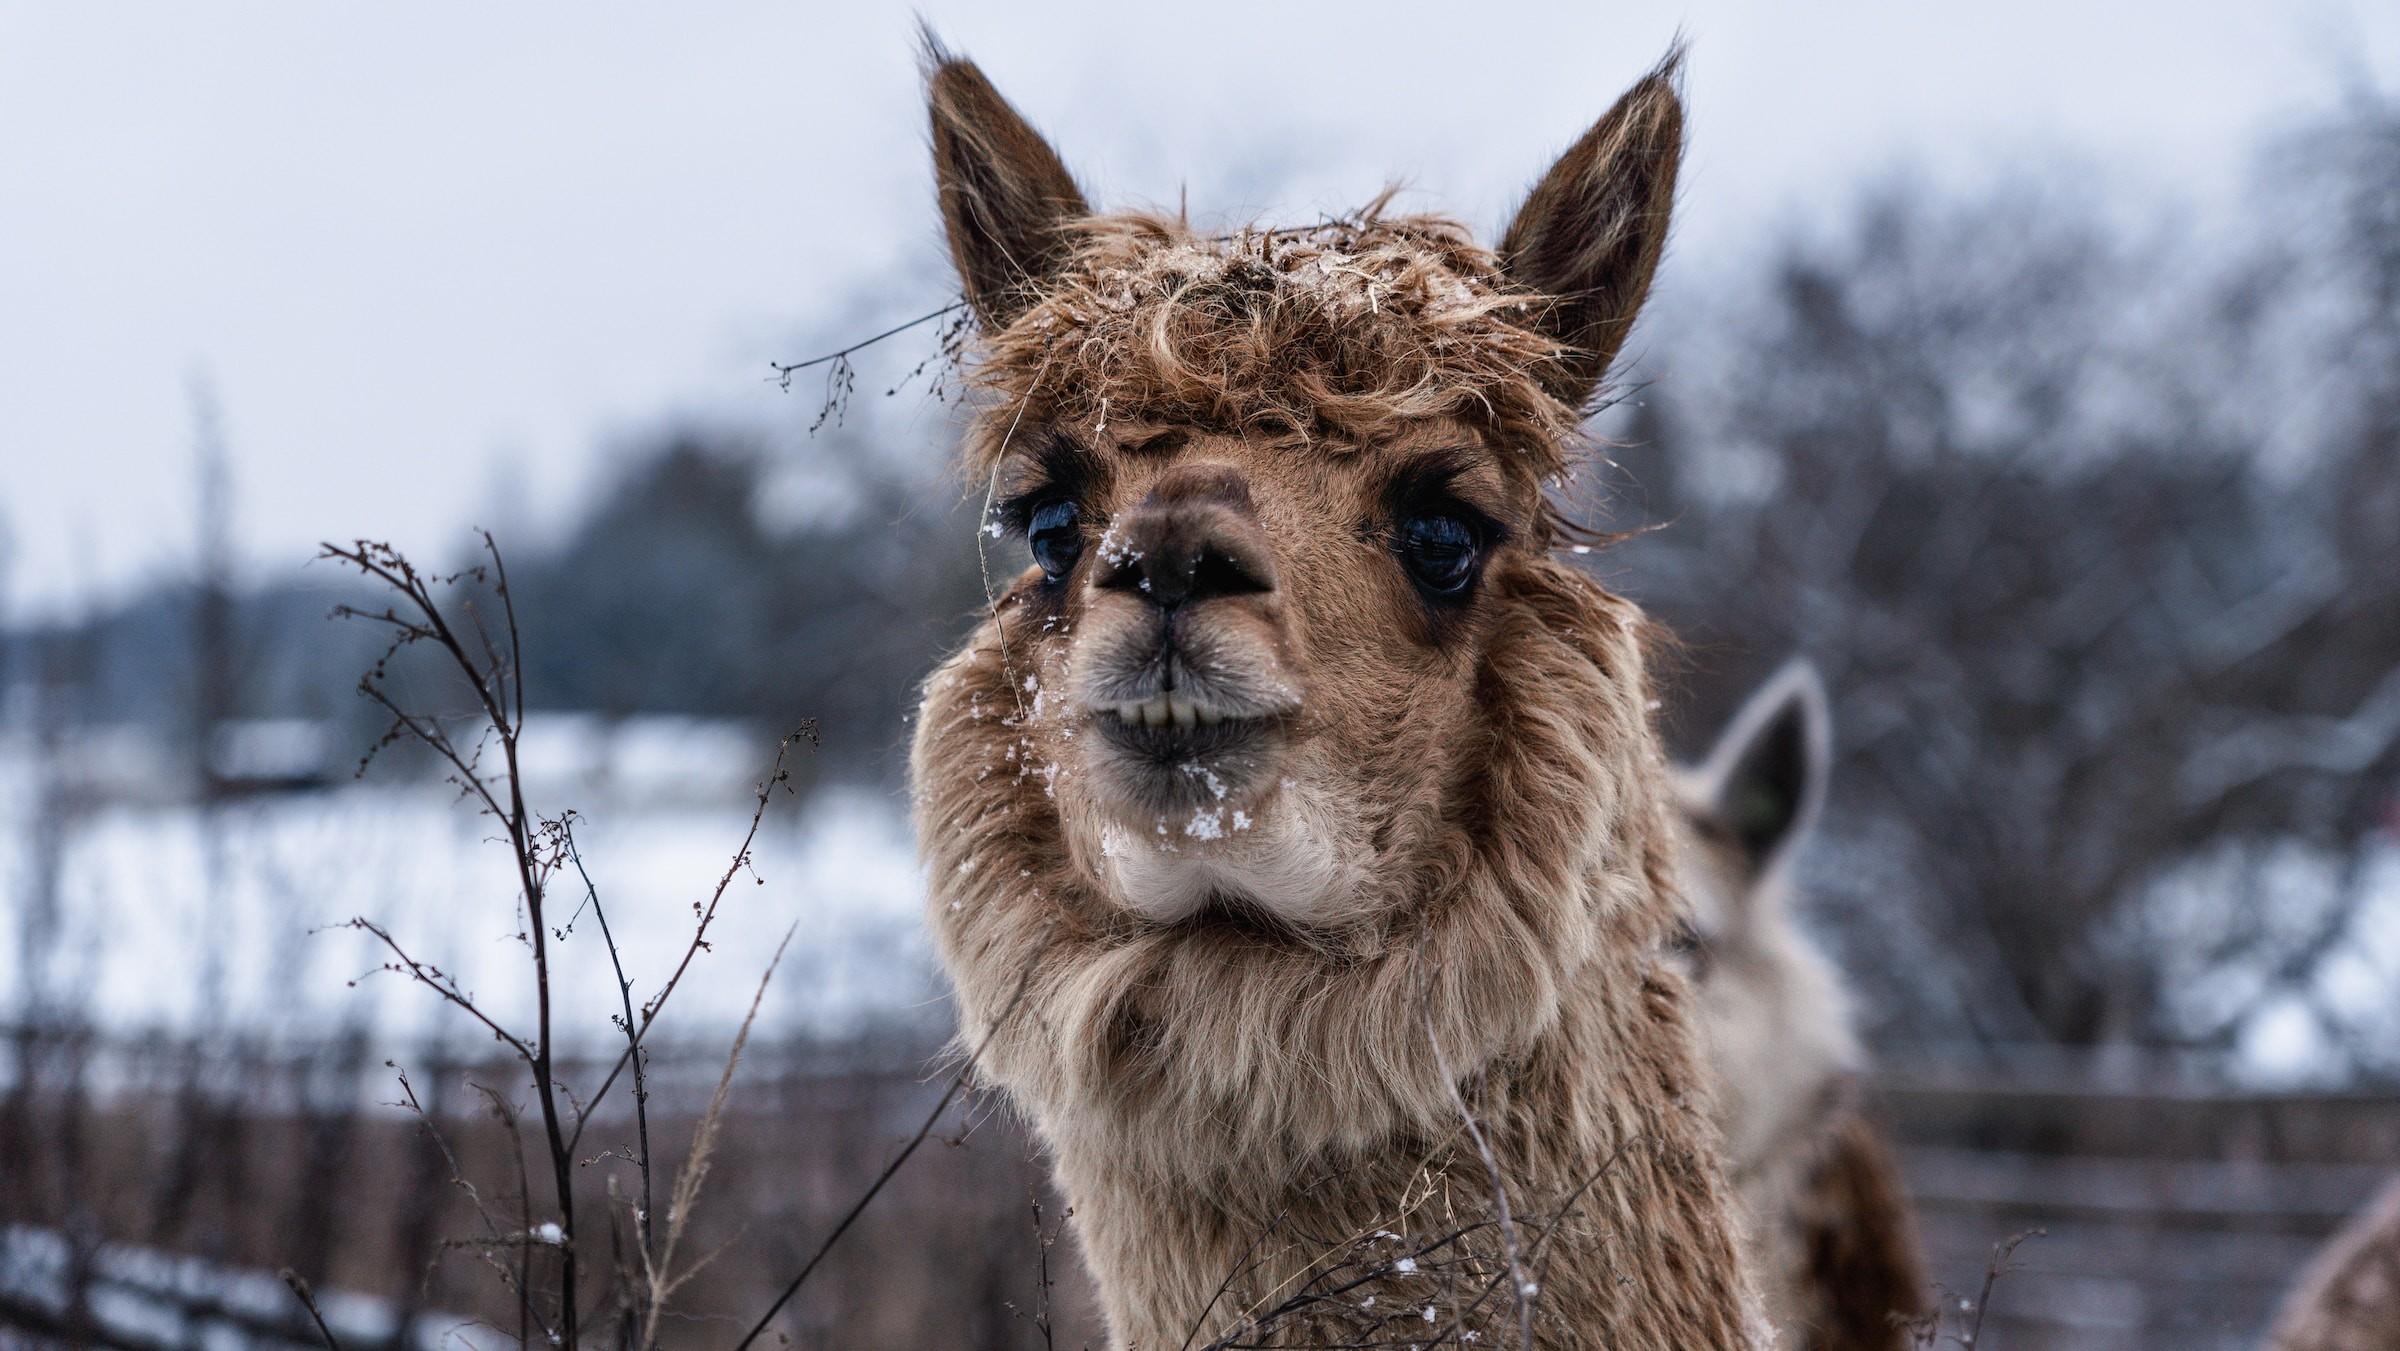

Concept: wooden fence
[[3, 1024, 2395, 1348], [1879, 1056, 2400, 1350]]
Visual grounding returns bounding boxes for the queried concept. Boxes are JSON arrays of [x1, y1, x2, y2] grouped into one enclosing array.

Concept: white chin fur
[[1098, 786, 1364, 929]]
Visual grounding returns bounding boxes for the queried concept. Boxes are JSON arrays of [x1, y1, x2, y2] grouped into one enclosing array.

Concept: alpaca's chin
[[1091, 777, 1370, 931]]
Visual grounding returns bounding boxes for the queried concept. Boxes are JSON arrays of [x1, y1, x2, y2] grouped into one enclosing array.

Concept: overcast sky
[[2, 1, 2394, 613]]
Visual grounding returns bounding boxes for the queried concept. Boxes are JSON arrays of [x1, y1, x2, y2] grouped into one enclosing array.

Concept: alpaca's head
[[921, 45, 1683, 935], [1673, 663, 1863, 1174]]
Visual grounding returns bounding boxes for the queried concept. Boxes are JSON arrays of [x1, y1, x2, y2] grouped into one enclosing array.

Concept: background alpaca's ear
[[1498, 50, 1685, 409], [924, 39, 1091, 331], [1699, 659, 1831, 877]]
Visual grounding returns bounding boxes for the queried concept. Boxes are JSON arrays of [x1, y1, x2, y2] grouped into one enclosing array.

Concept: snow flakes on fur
[[968, 208, 1587, 489]]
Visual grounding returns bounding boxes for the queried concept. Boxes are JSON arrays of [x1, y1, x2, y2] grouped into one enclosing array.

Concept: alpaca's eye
[[1397, 513, 1480, 595], [1667, 919, 1716, 982], [1029, 499, 1083, 581]]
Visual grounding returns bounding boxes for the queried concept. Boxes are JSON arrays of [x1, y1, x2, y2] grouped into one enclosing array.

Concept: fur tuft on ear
[[1698, 658, 1831, 874], [1498, 46, 1686, 409], [923, 36, 1092, 331]]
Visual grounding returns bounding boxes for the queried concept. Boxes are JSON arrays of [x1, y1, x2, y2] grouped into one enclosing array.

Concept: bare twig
[[322, 535, 582, 1343], [1424, 1007, 1537, 1349], [561, 724, 816, 1162], [558, 818, 656, 1263], [1004, 1192, 1062, 1351], [639, 923, 799, 1346], [731, 969, 1036, 1350], [769, 301, 968, 385], [278, 1269, 343, 1351]]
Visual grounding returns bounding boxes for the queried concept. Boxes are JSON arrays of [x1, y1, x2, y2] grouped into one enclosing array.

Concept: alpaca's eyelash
[[991, 431, 1102, 536], [992, 488, 1067, 537], [1384, 454, 1510, 542]]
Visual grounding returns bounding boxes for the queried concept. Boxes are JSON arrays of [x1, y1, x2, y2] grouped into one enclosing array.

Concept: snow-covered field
[[4, 722, 2395, 1084], [0, 735, 938, 1050]]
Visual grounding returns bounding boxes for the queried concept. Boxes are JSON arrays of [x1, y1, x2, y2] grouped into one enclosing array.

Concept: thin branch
[[561, 820, 654, 1262], [348, 920, 531, 1060], [769, 301, 968, 386], [562, 726, 816, 1161], [1424, 1008, 1537, 1349], [641, 923, 799, 1347], [731, 969, 1035, 1350], [278, 1270, 343, 1351]]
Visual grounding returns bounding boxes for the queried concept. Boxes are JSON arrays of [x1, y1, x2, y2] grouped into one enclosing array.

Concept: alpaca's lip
[[1078, 656, 1302, 728], [1083, 706, 1288, 815], [1088, 705, 1280, 755]]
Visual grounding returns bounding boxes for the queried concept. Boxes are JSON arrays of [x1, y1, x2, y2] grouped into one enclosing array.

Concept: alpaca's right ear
[[1498, 48, 1685, 409], [1697, 659, 1831, 877], [923, 37, 1091, 331]]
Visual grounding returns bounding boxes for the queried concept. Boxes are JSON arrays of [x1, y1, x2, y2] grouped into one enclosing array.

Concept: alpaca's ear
[[924, 38, 1091, 331], [1498, 50, 1685, 409], [1699, 659, 1830, 876]]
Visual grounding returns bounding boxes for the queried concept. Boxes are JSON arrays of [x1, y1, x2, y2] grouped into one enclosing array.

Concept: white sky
[[1, 0, 2394, 613]]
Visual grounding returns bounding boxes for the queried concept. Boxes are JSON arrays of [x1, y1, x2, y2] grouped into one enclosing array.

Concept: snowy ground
[[3, 726, 2394, 1084], [0, 745, 940, 1051], [0, 1223, 455, 1351]]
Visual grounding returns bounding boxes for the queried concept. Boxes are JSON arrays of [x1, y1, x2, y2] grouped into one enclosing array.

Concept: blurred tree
[[506, 419, 988, 776], [1600, 91, 2400, 1065]]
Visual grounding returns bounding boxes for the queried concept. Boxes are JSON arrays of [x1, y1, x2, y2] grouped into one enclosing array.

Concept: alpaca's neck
[[909, 566, 1765, 1346], [1036, 948, 1764, 1350]]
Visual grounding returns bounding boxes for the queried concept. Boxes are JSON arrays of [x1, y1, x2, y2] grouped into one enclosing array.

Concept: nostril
[[1189, 542, 1272, 601], [1095, 520, 1275, 609], [1096, 461, 1278, 609]]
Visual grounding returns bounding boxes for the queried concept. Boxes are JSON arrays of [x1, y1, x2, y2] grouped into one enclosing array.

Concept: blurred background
[[2, 2, 2397, 1346]]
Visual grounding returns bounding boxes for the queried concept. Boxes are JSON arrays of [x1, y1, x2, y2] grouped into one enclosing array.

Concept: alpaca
[[2269, 1174, 2400, 1350], [1672, 663, 1929, 1350], [909, 41, 1766, 1348]]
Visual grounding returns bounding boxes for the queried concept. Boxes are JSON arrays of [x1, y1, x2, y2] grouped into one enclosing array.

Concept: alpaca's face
[[920, 48, 1683, 934], [1669, 667, 1861, 1173], [1675, 813, 1856, 1172], [983, 416, 1535, 928]]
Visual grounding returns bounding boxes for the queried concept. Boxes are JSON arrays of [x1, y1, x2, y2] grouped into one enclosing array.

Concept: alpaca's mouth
[[1098, 691, 1236, 729], [1083, 697, 1288, 816], [1090, 700, 1280, 756]]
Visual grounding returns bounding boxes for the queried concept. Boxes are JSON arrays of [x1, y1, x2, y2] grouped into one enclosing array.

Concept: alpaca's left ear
[[1698, 659, 1830, 875], [1498, 49, 1685, 409], [923, 34, 1092, 331]]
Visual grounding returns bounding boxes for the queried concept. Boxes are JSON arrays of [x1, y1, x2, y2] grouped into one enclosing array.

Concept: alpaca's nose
[[1094, 463, 1277, 609]]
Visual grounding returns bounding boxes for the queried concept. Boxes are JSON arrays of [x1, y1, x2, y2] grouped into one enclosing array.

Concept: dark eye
[[1397, 513, 1481, 596], [1667, 919, 1715, 982], [1028, 499, 1083, 581]]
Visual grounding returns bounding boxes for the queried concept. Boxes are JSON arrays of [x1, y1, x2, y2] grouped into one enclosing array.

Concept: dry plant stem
[[1202, 1134, 1651, 1350], [393, 1068, 550, 1339], [1422, 1004, 1538, 1349], [638, 923, 799, 1348], [1202, 1219, 1506, 1350], [563, 824, 655, 1260], [1958, 1230, 2038, 1349], [1178, 1206, 1294, 1350], [1006, 1192, 1062, 1351], [1030, 1195, 1058, 1351], [349, 920, 530, 1058], [321, 535, 580, 1343], [328, 538, 824, 1348], [278, 1269, 342, 1351], [731, 969, 1036, 1351], [769, 300, 967, 385], [477, 1081, 541, 1349], [560, 725, 811, 1163]]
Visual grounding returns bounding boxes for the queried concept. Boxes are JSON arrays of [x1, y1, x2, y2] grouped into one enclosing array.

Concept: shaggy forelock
[[966, 206, 1589, 494]]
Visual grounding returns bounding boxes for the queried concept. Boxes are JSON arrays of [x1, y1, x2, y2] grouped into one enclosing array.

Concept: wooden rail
[[1876, 1061, 2400, 1350]]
